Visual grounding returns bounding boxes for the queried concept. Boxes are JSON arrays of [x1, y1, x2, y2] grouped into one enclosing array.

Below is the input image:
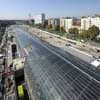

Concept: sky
[[0, 0, 100, 19]]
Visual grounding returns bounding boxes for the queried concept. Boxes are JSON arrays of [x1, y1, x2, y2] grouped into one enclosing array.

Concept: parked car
[[66, 43, 71, 46]]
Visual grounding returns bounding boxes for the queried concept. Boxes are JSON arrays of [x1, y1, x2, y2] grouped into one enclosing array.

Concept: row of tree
[[79, 25, 99, 40], [48, 25, 66, 33], [34, 22, 99, 41], [68, 25, 99, 40]]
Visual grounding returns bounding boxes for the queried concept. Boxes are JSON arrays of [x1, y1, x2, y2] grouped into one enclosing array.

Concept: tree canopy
[[88, 25, 99, 40], [60, 27, 66, 33], [79, 25, 99, 40], [69, 28, 79, 34], [55, 25, 60, 31]]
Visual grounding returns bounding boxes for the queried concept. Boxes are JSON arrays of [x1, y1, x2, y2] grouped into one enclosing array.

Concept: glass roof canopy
[[16, 28, 100, 100], [25, 45, 100, 100]]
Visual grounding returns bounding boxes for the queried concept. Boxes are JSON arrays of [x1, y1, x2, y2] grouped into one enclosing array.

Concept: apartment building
[[48, 18, 60, 29], [48, 18, 54, 26], [60, 17, 72, 32], [81, 16, 100, 30], [60, 17, 81, 32]]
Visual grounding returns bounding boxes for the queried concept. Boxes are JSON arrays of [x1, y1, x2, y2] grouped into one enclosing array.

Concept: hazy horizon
[[0, 0, 100, 19]]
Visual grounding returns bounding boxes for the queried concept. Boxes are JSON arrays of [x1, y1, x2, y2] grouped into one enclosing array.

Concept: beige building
[[48, 18, 54, 26], [60, 17, 81, 32], [81, 16, 100, 30], [60, 17, 72, 32], [48, 18, 60, 29]]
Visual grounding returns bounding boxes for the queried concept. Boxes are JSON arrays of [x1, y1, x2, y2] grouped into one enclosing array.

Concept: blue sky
[[0, 0, 100, 19]]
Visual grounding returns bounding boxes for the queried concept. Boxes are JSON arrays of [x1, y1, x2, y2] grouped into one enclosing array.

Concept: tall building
[[33, 13, 46, 24], [81, 16, 100, 30], [41, 13, 46, 25]]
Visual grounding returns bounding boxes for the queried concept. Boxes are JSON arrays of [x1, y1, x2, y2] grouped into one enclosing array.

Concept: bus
[[17, 85, 24, 100]]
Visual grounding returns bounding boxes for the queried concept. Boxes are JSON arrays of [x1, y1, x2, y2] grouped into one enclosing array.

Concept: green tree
[[68, 28, 79, 39], [69, 28, 79, 34], [60, 27, 66, 33], [79, 30, 89, 40], [55, 25, 60, 31], [88, 25, 99, 40], [48, 24, 52, 30], [79, 25, 99, 40], [42, 20, 48, 28]]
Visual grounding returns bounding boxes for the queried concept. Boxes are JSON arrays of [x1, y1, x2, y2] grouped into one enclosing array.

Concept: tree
[[42, 20, 48, 28], [60, 27, 66, 33], [79, 25, 100, 40], [55, 25, 60, 31], [68, 28, 79, 39], [79, 30, 89, 40], [48, 24, 52, 30], [88, 25, 99, 40], [69, 28, 79, 34], [36, 23, 42, 29]]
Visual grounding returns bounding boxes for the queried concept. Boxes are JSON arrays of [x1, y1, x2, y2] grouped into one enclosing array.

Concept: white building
[[60, 17, 80, 32], [33, 13, 45, 24], [60, 18, 72, 32], [81, 16, 100, 30], [48, 18, 55, 26], [48, 18, 60, 29]]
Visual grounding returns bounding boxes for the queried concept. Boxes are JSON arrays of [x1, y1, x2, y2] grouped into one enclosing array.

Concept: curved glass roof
[[16, 28, 100, 100]]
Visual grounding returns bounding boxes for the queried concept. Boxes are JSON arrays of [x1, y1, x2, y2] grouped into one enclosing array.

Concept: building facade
[[60, 17, 72, 32], [81, 16, 100, 30], [48, 18, 60, 29], [60, 17, 80, 32], [48, 18, 55, 26]]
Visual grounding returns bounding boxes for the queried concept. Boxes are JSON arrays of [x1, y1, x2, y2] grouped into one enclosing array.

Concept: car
[[66, 43, 71, 46], [49, 36, 52, 38], [81, 39, 86, 43], [97, 49, 100, 53]]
